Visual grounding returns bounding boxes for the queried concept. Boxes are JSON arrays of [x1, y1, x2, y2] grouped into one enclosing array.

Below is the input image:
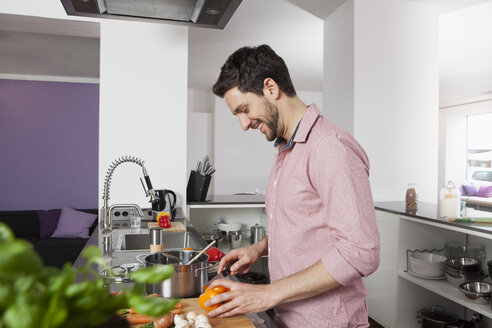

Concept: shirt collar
[[274, 104, 321, 150]]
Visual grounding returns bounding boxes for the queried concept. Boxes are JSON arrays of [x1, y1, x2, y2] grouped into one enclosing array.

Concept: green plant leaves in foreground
[[0, 223, 177, 328]]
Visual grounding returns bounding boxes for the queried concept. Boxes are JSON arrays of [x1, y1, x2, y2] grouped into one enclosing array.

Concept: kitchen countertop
[[72, 223, 275, 328], [188, 194, 265, 205], [375, 201, 492, 235]]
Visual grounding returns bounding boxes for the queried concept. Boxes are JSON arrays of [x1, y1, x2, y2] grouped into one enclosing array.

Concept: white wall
[[99, 20, 188, 209], [0, 1, 190, 210], [324, 0, 439, 203], [323, 0, 354, 134], [187, 88, 322, 198]]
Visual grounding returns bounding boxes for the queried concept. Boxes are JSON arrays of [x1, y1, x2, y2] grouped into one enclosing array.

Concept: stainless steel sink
[[117, 231, 202, 251]]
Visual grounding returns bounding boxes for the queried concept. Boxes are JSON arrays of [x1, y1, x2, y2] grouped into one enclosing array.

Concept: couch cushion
[[52, 207, 97, 238], [37, 209, 61, 239], [0, 211, 40, 240], [477, 185, 492, 198], [462, 184, 478, 196]]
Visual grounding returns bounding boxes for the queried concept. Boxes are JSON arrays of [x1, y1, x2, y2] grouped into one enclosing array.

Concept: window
[[467, 113, 492, 185]]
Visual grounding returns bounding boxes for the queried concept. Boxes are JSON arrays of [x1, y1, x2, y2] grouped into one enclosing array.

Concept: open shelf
[[399, 270, 492, 319]]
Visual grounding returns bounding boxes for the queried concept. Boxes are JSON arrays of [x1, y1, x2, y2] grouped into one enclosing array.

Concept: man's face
[[224, 87, 279, 142]]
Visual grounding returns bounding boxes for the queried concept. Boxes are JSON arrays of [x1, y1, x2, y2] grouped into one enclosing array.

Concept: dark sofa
[[0, 209, 98, 268]]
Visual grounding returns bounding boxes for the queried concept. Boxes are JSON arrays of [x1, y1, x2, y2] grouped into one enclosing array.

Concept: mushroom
[[186, 311, 197, 325], [174, 314, 185, 324], [195, 314, 209, 324], [194, 323, 212, 328], [175, 319, 190, 328]]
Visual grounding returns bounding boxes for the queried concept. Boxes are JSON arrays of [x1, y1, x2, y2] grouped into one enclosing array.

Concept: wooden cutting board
[[179, 298, 255, 328], [130, 298, 255, 328], [147, 222, 186, 233]]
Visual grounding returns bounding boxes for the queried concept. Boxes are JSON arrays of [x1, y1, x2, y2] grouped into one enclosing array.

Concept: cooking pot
[[416, 305, 459, 328], [137, 250, 215, 298]]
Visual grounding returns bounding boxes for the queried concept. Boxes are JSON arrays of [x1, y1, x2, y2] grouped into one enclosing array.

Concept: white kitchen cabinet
[[369, 203, 492, 327], [364, 210, 398, 328]]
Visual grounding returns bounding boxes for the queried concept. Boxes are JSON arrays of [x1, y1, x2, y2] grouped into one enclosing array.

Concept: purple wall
[[0, 79, 99, 210]]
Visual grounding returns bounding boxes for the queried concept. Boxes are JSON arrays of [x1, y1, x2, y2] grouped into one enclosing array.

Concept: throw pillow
[[477, 185, 492, 198], [462, 184, 478, 196], [37, 209, 61, 239], [51, 207, 97, 238]]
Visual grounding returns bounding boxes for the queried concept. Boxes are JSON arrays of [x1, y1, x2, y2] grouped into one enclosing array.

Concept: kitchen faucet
[[101, 155, 159, 253]]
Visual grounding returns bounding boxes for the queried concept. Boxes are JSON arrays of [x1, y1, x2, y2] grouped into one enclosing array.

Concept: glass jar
[[405, 183, 418, 211], [439, 181, 461, 219]]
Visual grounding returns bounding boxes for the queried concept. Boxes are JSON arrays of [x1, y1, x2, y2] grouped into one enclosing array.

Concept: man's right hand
[[218, 237, 268, 276]]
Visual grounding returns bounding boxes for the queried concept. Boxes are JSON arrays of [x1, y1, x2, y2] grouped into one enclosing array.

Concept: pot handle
[[194, 263, 220, 277], [136, 254, 147, 264]]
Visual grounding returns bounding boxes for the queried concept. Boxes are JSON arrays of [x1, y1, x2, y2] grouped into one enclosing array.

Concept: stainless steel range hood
[[61, 0, 241, 29]]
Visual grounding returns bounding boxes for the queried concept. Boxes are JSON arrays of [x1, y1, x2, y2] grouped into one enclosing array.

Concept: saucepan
[[136, 250, 217, 298]]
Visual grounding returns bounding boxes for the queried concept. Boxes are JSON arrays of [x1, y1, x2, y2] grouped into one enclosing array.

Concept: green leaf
[[126, 293, 178, 317], [41, 293, 68, 328], [0, 240, 43, 274], [4, 303, 43, 328], [130, 264, 174, 284], [0, 223, 14, 242], [81, 245, 102, 262]]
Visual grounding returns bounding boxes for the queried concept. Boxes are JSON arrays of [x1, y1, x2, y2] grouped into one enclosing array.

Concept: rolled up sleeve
[[312, 135, 380, 287]]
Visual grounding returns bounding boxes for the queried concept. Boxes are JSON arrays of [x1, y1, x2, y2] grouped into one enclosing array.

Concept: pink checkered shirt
[[266, 104, 380, 327]]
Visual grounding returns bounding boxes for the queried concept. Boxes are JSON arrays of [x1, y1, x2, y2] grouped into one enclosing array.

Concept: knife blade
[[202, 265, 232, 290]]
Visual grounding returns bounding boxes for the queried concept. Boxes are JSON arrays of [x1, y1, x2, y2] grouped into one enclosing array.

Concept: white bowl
[[217, 223, 242, 232], [409, 252, 446, 277]]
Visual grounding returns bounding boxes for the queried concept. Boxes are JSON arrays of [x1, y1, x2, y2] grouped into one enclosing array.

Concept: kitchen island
[[72, 222, 274, 328]]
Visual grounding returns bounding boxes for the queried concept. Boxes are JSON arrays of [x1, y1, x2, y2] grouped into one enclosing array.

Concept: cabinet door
[[364, 210, 398, 328]]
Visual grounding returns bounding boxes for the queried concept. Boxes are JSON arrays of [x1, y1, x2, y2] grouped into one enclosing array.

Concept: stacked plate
[[443, 257, 486, 287]]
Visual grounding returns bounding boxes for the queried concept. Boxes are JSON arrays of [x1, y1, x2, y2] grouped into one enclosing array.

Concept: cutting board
[[147, 221, 187, 233], [179, 298, 255, 328], [131, 298, 254, 328]]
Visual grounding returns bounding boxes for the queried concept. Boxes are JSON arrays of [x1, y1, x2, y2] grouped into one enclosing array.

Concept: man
[[206, 45, 380, 327]]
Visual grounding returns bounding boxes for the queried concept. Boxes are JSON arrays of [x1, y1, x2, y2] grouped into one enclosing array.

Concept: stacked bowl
[[443, 257, 485, 287], [408, 251, 447, 278], [443, 241, 486, 287]]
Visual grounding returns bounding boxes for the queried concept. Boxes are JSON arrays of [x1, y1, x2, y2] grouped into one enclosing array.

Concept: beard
[[261, 98, 280, 142]]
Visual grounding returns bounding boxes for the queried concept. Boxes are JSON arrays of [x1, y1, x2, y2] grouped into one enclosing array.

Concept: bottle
[[405, 183, 418, 211], [439, 181, 461, 219], [150, 227, 163, 253]]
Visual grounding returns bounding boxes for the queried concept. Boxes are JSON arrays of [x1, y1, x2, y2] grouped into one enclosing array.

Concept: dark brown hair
[[212, 45, 296, 98]]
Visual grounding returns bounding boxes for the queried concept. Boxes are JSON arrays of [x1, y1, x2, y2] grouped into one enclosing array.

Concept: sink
[[117, 231, 202, 251]]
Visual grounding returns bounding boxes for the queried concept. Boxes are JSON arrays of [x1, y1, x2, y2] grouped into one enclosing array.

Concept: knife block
[[187, 171, 211, 202]]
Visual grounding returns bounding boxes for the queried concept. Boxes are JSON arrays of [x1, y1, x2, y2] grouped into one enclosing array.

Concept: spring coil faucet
[[101, 156, 160, 251]]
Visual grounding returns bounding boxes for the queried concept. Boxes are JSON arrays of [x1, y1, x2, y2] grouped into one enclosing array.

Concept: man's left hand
[[205, 278, 275, 318]]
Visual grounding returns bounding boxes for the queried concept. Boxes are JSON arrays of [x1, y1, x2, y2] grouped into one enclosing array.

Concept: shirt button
[[273, 180, 277, 185], [269, 214, 273, 219]]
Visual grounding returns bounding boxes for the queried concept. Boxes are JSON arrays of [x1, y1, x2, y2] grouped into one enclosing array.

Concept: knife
[[202, 265, 232, 290]]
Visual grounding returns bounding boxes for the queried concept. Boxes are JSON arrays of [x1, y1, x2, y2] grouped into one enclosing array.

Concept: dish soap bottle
[[439, 181, 461, 219]]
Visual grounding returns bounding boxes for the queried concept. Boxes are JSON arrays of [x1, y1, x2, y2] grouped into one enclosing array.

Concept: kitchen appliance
[[152, 189, 177, 220], [138, 250, 215, 298], [61, 0, 242, 29]]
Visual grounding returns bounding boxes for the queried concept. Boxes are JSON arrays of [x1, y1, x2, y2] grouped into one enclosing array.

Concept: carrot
[[153, 313, 174, 328], [170, 309, 181, 314], [128, 308, 137, 315], [147, 293, 159, 297], [173, 303, 183, 309], [125, 314, 153, 324]]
